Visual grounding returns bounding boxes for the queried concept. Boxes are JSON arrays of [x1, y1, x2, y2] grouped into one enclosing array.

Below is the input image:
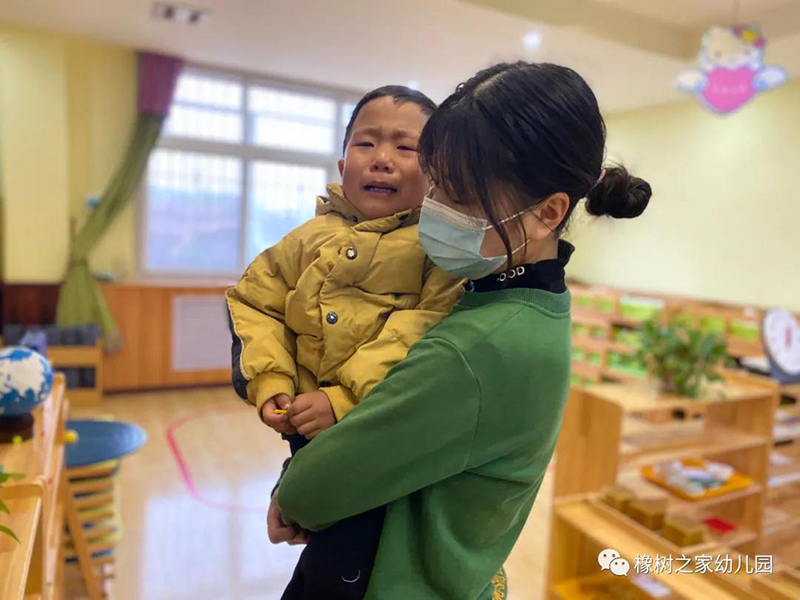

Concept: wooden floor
[[70, 387, 552, 600]]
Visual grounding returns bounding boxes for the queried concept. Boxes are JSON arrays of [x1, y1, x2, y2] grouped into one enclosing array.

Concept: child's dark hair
[[343, 85, 437, 153], [418, 62, 651, 267]]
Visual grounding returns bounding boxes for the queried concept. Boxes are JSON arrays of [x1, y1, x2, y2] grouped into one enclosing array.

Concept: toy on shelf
[[0, 346, 54, 442], [602, 484, 635, 513], [663, 515, 705, 547], [627, 497, 667, 531], [2, 324, 104, 406], [642, 458, 753, 501]]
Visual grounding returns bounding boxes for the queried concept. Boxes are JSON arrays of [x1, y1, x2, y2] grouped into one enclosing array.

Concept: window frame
[[137, 62, 363, 280]]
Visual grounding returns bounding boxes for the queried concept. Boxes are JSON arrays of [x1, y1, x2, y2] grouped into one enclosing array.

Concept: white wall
[[568, 78, 800, 312]]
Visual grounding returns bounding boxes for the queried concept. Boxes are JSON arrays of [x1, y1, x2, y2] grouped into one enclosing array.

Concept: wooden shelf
[[608, 341, 638, 354], [571, 361, 603, 381], [610, 315, 649, 328], [572, 336, 609, 352], [47, 345, 101, 366], [682, 526, 759, 556], [586, 381, 774, 414], [617, 470, 764, 515], [775, 423, 800, 444], [552, 499, 758, 599], [752, 569, 800, 599], [0, 496, 43, 600], [0, 376, 68, 599], [571, 310, 612, 328], [620, 428, 769, 468], [603, 368, 647, 385], [726, 338, 764, 359], [765, 489, 800, 536], [565, 282, 800, 577], [551, 382, 776, 587], [781, 384, 800, 401]]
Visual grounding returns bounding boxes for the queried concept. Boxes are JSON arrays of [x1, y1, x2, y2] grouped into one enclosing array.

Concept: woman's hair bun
[[585, 166, 651, 219]]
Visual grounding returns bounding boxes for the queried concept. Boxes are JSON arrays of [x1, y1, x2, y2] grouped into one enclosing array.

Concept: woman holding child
[[259, 61, 651, 599]]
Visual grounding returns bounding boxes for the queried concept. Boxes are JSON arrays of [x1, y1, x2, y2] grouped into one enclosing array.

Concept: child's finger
[[261, 401, 289, 428], [288, 407, 315, 428], [273, 394, 292, 410], [305, 426, 323, 440], [287, 398, 313, 419], [297, 422, 321, 439]]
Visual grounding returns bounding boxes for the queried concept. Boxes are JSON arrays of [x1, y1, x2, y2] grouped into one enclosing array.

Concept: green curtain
[[55, 114, 163, 349], [56, 51, 182, 350]]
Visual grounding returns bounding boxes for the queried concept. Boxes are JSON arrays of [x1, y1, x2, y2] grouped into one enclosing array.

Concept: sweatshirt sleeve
[[324, 260, 463, 420], [226, 233, 301, 413], [277, 335, 480, 531]]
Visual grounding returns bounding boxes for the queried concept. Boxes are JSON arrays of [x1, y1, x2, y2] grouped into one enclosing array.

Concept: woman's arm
[[277, 336, 481, 531]]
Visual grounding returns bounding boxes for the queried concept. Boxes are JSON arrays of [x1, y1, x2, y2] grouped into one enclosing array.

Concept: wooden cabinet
[[546, 380, 797, 598], [102, 282, 230, 392], [553, 381, 776, 555], [0, 375, 68, 600]]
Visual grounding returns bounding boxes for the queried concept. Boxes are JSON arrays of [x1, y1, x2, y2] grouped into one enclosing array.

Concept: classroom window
[[141, 67, 359, 277], [246, 161, 326, 262]]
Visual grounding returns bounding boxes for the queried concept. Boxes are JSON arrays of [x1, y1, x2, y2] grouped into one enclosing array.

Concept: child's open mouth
[[363, 184, 398, 196]]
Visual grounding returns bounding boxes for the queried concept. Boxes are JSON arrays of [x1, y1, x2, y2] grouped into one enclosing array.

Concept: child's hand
[[261, 394, 297, 435], [288, 390, 336, 440]]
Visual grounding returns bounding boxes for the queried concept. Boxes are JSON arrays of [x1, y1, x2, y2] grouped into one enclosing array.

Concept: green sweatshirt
[[278, 286, 572, 600]]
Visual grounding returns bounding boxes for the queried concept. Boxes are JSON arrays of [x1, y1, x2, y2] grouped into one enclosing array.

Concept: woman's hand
[[288, 390, 336, 439], [267, 490, 309, 545]]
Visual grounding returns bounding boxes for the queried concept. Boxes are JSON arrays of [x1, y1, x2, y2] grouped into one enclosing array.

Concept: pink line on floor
[[166, 406, 269, 514]]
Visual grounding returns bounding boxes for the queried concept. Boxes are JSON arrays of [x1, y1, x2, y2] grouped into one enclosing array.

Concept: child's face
[[338, 97, 429, 220]]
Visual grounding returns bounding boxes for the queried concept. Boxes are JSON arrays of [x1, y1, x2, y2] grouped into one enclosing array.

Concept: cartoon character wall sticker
[[675, 24, 787, 115]]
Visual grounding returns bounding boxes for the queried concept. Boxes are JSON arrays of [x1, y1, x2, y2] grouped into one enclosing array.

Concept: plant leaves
[[0, 525, 20, 544], [638, 316, 729, 398]]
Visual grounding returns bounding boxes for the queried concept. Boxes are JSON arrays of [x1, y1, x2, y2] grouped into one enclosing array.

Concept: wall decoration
[[675, 24, 787, 115]]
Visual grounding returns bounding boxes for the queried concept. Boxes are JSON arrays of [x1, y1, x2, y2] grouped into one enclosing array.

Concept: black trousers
[[281, 434, 386, 600]]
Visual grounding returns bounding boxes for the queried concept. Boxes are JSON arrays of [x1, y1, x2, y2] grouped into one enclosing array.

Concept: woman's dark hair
[[418, 62, 651, 267], [343, 85, 437, 153]]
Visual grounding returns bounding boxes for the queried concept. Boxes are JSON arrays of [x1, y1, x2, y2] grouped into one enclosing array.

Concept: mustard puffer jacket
[[226, 184, 463, 421]]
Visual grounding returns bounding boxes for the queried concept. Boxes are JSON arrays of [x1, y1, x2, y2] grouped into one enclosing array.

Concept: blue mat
[[66, 420, 147, 468]]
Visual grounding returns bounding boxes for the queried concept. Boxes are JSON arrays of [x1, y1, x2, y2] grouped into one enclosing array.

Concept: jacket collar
[[316, 184, 420, 232]]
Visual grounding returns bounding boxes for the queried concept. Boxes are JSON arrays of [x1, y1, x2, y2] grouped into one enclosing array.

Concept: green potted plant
[[635, 318, 729, 398], [0, 464, 26, 548]]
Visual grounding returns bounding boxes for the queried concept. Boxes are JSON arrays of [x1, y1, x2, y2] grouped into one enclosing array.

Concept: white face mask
[[418, 197, 529, 280]]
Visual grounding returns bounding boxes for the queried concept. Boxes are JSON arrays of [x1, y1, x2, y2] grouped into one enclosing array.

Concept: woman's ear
[[524, 193, 570, 240]]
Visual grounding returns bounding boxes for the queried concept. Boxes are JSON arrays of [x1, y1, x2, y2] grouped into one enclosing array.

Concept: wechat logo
[[598, 548, 630, 576]]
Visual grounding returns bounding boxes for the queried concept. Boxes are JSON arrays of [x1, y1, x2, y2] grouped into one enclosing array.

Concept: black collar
[[466, 240, 574, 294]]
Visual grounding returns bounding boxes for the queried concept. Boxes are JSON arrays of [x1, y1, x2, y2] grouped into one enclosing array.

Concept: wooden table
[[0, 375, 68, 600]]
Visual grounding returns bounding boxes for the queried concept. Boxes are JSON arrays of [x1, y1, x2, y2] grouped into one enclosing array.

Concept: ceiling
[[1, 0, 799, 113], [596, 0, 797, 30]]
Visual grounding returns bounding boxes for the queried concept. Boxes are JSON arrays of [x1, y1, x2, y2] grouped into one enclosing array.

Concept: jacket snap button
[[345, 248, 358, 260], [326, 312, 339, 325]]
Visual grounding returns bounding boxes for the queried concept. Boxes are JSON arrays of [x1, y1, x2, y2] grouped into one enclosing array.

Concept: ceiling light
[[152, 2, 208, 26], [523, 29, 543, 52]]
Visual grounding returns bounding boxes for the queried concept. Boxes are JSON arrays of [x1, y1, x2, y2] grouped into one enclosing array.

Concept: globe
[[0, 346, 54, 417]]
